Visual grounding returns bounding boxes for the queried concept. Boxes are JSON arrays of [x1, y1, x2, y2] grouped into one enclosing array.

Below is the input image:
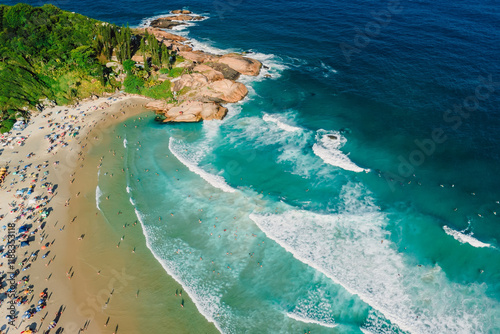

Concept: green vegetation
[[0, 3, 179, 132], [159, 67, 185, 78]]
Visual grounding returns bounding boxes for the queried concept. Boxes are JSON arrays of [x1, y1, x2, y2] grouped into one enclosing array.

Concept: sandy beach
[[0, 94, 218, 333]]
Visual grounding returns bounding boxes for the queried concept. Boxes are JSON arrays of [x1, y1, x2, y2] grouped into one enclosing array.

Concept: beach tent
[[18, 225, 29, 233], [20, 241, 30, 247]]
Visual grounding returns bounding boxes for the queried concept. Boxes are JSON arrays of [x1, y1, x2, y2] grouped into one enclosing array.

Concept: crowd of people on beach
[[0, 96, 126, 333]]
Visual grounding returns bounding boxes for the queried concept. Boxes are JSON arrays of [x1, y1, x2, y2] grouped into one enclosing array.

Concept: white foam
[[239, 52, 288, 83], [187, 37, 235, 55], [129, 197, 135, 205], [132, 207, 225, 333], [286, 312, 337, 328], [249, 183, 496, 334], [443, 225, 492, 248], [123, 138, 127, 148], [126, 186, 131, 194], [95, 185, 103, 210], [262, 113, 301, 132], [319, 60, 338, 77], [312, 130, 368, 173], [169, 138, 236, 193]]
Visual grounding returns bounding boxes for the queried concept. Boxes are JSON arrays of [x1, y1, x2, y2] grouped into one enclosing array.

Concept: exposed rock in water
[[150, 14, 204, 29], [327, 135, 338, 140], [218, 53, 262, 76], [171, 9, 192, 14], [162, 14, 205, 21], [146, 101, 227, 123], [150, 19, 185, 29]]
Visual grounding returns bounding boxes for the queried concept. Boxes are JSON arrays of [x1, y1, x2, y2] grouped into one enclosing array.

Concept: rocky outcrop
[[218, 54, 261, 76], [193, 64, 224, 81], [134, 28, 191, 52], [141, 14, 264, 123], [150, 19, 185, 29], [150, 14, 204, 29], [171, 9, 192, 14], [146, 100, 227, 122], [172, 73, 209, 92], [203, 62, 240, 80], [178, 51, 217, 63], [196, 79, 248, 103], [145, 28, 187, 42], [162, 14, 205, 21]]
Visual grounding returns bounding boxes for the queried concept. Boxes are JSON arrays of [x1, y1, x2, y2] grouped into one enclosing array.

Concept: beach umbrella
[[48, 321, 57, 329]]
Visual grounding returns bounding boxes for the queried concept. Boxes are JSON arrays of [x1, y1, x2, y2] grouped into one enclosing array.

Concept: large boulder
[[204, 62, 240, 80], [218, 54, 261, 76], [172, 73, 209, 92], [198, 79, 248, 103], [150, 101, 228, 122], [193, 64, 224, 81], [178, 50, 217, 63]]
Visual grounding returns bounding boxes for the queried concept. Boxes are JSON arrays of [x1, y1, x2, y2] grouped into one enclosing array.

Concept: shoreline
[[0, 94, 218, 333]]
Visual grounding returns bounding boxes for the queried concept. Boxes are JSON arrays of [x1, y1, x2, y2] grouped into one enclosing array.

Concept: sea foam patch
[[443, 225, 492, 248], [168, 138, 236, 193], [312, 129, 369, 173], [249, 183, 499, 334], [263, 113, 302, 132]]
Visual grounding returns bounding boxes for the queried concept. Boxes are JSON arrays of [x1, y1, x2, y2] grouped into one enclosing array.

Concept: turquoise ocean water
[[6, 0, 500, 332]]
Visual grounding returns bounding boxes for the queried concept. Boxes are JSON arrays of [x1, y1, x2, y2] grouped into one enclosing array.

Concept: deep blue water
[[7, 0, 500, 333]]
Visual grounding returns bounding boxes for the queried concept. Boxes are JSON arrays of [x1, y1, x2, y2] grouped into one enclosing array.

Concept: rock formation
[[171, 9, 192, 14], [218, 54, 262, 76], [137, 16, 265, 123], [193, 64, 224, 81], [150, 14, 204, 29], [146, 100, 227, 122]]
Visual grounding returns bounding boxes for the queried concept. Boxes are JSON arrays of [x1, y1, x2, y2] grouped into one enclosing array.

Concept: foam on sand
[[443, 225, 492, 248], [312, 130, 369, 173], [168, 138, 236, 193]]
